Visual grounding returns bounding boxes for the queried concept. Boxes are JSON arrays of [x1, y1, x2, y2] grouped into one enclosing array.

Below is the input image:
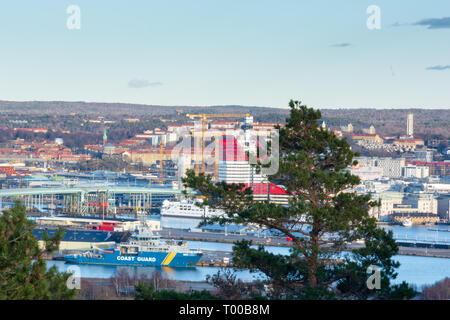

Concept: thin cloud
[[390, 65, 395, 76], [330, 43, 351, 48], [391, 22, 407, 27], [413, 17, 450, 29], [426, 65, 450, 71], [128, 79, 163, 88]]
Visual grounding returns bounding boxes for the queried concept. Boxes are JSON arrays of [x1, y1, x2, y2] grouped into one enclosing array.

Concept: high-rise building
[[217, 135, 291, 205], [406, 113, 414, 137], [218, 135, 266, 184]]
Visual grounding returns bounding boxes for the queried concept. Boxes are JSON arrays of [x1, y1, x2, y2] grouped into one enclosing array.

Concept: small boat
[[402, 218, 413, 227], [427, 228, 450, 232]]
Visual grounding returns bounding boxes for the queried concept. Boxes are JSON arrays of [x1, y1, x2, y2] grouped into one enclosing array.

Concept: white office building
[[218, 161, 267, 184], [356, 157, 406, 178], [351, 166, 384, 181], [369, 192, 438, 221], [402, 165, 430, 179]]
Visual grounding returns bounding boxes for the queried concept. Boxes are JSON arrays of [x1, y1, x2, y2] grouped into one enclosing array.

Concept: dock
[[42, 227, 450, 263], [196, 250, 234, 267], [159, 227, 292, 247], [160, 227, 450, 259]]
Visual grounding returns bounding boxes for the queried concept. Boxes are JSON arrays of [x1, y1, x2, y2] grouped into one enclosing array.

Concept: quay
[[41, 227, 450, 265], [159, 227, 292, 247], [159, 228, 450, 259]]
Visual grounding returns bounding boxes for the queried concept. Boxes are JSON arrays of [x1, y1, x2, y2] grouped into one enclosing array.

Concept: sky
[[0, 1, 449, 109]]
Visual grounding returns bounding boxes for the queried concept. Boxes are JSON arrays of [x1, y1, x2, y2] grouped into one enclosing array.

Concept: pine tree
[[0, 201, 77, 299], [182, 100, 416, 299]]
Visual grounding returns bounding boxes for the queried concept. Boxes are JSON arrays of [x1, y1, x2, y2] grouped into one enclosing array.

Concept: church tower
[[103, 128, 108, 145]]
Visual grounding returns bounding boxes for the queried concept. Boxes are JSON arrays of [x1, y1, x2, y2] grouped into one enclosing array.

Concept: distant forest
[[0, 101, 448, 144], [320, 108, 450, 140]]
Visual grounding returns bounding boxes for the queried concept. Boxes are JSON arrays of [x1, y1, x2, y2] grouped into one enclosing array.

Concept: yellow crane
[[186, 113, 250, 177], [159, 138, 165, 183]]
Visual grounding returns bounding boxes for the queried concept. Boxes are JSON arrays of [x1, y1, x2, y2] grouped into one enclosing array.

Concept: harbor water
[[46, 223, 450, 289], [18, 186, 447, 289], [47, 251, 450, 288]]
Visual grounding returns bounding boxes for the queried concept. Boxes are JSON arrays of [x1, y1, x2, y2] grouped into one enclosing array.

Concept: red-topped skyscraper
[[218, 134, 290, 205]]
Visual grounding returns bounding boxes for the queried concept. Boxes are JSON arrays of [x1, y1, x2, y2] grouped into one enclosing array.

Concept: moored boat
[[63, 223, 202, 267], [402, 218, 413, 227]]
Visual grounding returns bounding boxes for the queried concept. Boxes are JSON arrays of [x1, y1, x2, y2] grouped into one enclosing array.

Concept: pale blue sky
[[0, 1, 449, 109]]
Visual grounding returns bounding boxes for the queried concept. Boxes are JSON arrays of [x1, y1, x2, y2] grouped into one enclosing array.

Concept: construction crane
[[159, 138, 165, 183], [183, 131, 225, 181], [186, 113, 250, 177]]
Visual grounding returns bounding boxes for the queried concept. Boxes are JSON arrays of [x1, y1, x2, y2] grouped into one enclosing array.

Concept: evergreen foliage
[[182, 100, 417, 300], [0, 201, 77, 300]]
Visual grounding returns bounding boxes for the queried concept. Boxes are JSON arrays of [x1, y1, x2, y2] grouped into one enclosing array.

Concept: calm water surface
[[45, 214, 450, 288]]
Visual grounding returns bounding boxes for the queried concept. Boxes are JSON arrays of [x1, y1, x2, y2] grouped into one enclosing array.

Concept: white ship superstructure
[[161, 199, 226, 219]]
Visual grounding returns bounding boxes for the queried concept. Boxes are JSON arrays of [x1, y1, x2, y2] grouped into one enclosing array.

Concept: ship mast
[[137, 204, 145, 231]]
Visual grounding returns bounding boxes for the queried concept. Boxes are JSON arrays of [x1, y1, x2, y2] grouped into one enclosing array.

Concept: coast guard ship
[[63, 223, 202, 267]]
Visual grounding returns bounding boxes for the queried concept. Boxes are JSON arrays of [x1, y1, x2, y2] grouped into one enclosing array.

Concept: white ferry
[[161, 199, 226, 219]]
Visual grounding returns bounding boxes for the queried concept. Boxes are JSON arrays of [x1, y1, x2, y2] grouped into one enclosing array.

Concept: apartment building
[[355, 157, 406, 178]]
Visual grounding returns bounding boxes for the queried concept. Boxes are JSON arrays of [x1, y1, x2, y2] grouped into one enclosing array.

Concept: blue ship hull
[[64, 249, 202, 267]]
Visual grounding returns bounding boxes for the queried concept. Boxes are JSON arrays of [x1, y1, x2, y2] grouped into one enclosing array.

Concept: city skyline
[[0, 1, 449, 109], [1, 1, 449, 304]]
